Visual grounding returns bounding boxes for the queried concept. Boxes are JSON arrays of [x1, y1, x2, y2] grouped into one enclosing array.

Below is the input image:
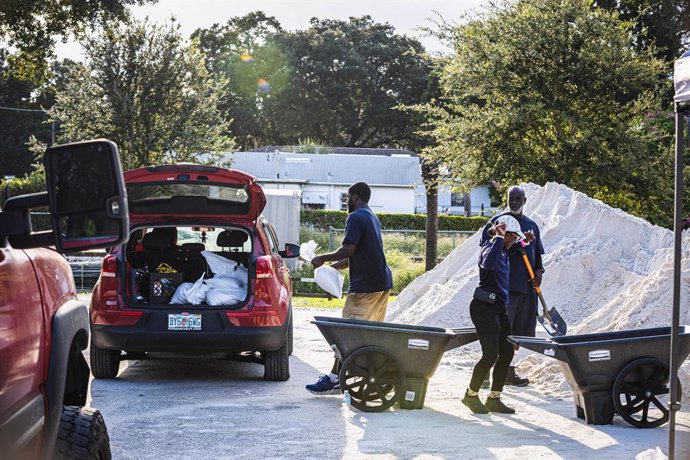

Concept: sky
[[55, 0, 488, 60]]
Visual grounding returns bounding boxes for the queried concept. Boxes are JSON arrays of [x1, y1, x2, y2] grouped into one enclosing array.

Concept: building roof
[[225, 151, 421, 187], [248, 146, 418, 157]]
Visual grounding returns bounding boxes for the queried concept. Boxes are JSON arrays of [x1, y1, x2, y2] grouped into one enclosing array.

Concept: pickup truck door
[[0, 245, 46, 456]]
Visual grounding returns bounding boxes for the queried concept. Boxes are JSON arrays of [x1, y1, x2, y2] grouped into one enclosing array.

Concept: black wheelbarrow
[[312, 316, 478, 412], [509, 326, 690, 428]]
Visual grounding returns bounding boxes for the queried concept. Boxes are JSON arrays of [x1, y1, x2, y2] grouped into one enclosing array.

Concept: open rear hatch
[[124, 225, 253, 309], [124, 164, 266, 225]]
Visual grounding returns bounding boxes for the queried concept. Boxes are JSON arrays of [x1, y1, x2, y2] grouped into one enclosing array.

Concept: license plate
[[168, 313, 202, 331]]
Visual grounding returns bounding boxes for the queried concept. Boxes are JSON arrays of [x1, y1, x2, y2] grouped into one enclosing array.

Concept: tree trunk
[[421, 158, 439, 271], [464, 192, 472, 217]]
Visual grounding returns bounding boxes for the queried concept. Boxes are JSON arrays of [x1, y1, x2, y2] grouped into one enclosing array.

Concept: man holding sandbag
[[306, 181, 393, 395]]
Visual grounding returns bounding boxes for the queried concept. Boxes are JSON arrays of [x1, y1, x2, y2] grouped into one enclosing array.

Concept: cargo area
[[124, 225, 252, 307]]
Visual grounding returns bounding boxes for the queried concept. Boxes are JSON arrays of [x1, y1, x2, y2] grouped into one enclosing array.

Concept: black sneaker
[[504, 366, 529, 387], [485, 397, 516, 414], [462, 390, 489, 414]]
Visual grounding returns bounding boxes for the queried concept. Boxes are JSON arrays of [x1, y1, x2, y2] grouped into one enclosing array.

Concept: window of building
[[340, 192, 348, 211]]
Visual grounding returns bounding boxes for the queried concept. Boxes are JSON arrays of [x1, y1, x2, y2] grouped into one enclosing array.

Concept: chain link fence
[[294, 226, 475, 295]]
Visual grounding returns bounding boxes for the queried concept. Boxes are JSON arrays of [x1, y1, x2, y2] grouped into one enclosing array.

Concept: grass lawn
[[292, 295, 397, 310]]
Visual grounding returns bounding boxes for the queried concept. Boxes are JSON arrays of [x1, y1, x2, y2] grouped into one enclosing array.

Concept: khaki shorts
[[343, 290, 390, 322]]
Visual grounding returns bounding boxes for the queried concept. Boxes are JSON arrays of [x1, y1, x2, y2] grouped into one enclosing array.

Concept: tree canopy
[[420, 0, 674, 224], [49, 18, 234, 170], [0, 0, 154, 81], [595, 0, 690, 62], [194, 14, 435, 151]]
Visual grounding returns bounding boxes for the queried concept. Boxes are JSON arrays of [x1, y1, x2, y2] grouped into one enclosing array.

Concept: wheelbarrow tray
[[313, 316, 477, 380], [509, 326, 690, 426], [312, 316, 477, 412]]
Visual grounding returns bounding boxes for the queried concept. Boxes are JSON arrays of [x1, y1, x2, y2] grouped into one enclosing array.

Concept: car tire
[[54, 406, 111, 460], [263, 336, 290, 381], [90, 344, 121, 379]]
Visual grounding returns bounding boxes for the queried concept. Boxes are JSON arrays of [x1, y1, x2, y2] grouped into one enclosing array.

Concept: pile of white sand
[[387, 182, 690, 396]]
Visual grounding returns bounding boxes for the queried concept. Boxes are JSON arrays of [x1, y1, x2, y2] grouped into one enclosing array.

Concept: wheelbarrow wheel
[[339, 346, 405, 412], [613, 357, 680, 428]]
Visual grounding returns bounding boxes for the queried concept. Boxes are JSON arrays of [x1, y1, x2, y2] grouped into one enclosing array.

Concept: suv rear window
[[127, 183, 250, 214]]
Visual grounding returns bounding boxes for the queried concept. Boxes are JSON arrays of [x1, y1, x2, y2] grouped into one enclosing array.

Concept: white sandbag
[[299, 240, 318, 262], [205, 275, 244, 289], [186, 273, 210, 305], [206, 288, 246, 306], [170, 282, 194, 304], [314, 265, 344, 298], [233, 265, 248, 287], [201, 251, 238, 276]]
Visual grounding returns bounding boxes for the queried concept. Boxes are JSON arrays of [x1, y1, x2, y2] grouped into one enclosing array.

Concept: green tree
[[0, 0, 154, 81], [274, 16, 433, 149], [50, 18, 234, 170], [0, 49, 51, 176], [421, 0, 674, 225], [595, 0, 690, 62]]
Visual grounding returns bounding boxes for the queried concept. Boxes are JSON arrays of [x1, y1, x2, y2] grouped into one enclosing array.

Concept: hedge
[[301, 209, 489, 231]]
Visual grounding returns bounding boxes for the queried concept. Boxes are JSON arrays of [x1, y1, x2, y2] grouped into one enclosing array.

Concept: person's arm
[[531, 227, 545, 287], [479, 223, 506, 270], [311, 244, 356, 268], [330, 259, 349, 271]]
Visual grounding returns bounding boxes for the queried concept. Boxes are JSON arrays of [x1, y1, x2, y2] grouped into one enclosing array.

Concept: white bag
[[201, 251, 238, 276], [299, 240, 319, 262], [205, 275, 244, 289], [170, 282, 193, 304], [314, 265, 344, 298], [206, 288, 246, 306], [186, 273, 210, 305], [233, 265, 248, 287]]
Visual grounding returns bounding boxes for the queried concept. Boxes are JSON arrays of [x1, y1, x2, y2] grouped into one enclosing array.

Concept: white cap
[[495, 215, 526, 240]]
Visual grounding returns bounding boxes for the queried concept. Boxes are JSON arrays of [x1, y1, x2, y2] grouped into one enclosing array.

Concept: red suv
[[89, 164, 298, 381]]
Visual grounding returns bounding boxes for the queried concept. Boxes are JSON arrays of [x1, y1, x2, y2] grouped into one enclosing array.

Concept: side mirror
[[279, 242, 301, 259], [45, 139, 129, 252]]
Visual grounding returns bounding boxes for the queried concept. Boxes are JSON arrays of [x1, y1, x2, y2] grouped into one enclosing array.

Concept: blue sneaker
[[306, 375, 340, 395]]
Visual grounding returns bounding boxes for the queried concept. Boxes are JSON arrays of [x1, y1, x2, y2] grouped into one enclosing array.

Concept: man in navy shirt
[[306, 182, 393, 395], [480, 185, 545, 387]]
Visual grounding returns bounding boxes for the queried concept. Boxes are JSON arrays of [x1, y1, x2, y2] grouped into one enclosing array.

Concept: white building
[[227, 149, 420, 214], [224, 147, 494, 215]]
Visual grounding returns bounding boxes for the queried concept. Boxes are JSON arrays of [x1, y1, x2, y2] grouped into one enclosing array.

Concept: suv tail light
[[256, 256, 274, 279], [101, 254, 117, 277]]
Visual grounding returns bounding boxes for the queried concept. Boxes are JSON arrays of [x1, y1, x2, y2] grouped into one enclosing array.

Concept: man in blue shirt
[[306, 182, 393, 395], [480, 185, 545, 387]]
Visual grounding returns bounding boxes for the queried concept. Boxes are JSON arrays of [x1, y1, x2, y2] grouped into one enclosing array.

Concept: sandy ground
[[86, 306, 690, 459]]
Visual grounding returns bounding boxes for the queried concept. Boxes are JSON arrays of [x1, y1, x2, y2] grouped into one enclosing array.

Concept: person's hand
[[494, 222, 507, 237], [524, 230, 535, 244], [531, 270, 543, 287], [311, 255, 325, 269]]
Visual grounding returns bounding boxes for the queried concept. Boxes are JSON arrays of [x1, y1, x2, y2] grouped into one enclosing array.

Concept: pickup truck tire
[[287, 310, 294, 356], [263, 335, 290, 381], [90, 344, 120, 379], [54, 406, 111, 460]]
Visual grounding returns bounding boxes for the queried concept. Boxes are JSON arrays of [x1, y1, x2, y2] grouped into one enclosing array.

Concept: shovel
[[518, 247, 567, 336]]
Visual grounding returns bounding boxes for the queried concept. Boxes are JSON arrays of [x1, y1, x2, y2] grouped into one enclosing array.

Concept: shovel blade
[[538, 307, 567, 336]]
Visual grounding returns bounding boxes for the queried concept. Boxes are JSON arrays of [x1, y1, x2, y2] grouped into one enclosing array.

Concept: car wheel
[[263, 336, 290, 381], [90, 344, 121, 379], [54, 406, 111, 460], [288, 310, 294, 356]]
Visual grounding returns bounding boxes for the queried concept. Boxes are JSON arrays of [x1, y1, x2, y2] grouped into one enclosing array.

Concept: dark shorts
[[507, 292, 538, 337]]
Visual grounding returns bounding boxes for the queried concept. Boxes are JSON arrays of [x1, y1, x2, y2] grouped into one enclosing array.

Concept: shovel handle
[[520, 252, 542, 295], [520, 252, 550, 318]]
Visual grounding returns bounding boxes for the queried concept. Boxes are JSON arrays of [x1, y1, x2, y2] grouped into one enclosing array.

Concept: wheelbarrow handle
[[508, 335, 569, 364]]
